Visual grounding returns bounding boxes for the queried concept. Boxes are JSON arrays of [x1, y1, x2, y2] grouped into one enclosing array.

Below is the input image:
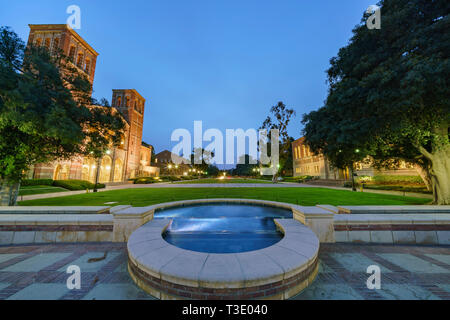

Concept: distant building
[[138, 143, 159, 177], [25, 24, 154, 183], [292, 137, 418, 180], [154, 150, 191, 176]]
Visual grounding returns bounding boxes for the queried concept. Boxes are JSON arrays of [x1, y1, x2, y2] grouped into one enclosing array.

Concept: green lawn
[[175, 178, 272, 184], [18, 187, 430, 207], [18, 185, 69, 196]]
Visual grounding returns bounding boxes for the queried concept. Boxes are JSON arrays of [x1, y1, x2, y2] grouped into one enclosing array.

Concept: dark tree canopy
[[232, 154, 259, 176], [302, 0, 450, 204]]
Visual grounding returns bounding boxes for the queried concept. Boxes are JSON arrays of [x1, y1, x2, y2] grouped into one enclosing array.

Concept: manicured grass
[[18, 185, 69, 196], [18, 187, 430, 207], [175, 178, 272, 184]]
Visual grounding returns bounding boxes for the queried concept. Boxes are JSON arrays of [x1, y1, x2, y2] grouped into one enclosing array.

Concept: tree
[[260, 102, 296, 181], [0, 27, 125, 205], [190, 148, 213, 175], [232, 154, 259, 176], [206, 164, 220, 177], [302, 0, 450, 204]]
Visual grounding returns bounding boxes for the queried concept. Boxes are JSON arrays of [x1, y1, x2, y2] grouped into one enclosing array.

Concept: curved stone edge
[[127, 216, 320, 300]]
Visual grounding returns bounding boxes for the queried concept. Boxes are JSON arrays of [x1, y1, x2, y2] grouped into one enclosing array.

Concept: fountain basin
[[128, 214, 319, 300]]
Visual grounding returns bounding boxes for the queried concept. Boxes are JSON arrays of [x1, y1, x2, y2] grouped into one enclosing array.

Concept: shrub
[[364, 184, 432, 194], [53, 180, 105, 191], [357, 175, 373, 183], [21, 179, 54, 186], [372, 175, 424, 185], [133, 177, 157, 184], [344, 181, 360, 188], [162, 176, 183, 182]]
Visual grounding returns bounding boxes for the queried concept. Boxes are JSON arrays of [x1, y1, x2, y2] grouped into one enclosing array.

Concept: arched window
[[126, 97, 130, 107], [99, 156, 112, 183], [116, 96, 122, 107], [52, 38, 59, 54], [44, 38, 51, 49], [114, 159, 124, 182], [69, 46, 76, 60], [76, 52, 84, 68], [84, 58, 91, 74], [35, 38, 42, 46]]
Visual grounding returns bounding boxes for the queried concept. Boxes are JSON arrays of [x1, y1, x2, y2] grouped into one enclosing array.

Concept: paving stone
[[0, 243, 448, 300]]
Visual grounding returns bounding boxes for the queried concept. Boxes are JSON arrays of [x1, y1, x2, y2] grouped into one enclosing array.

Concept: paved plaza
[[0, 242, 448, 300]]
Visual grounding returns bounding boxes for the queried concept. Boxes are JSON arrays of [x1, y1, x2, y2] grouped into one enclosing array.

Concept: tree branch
[[417, 145, 433, 161]]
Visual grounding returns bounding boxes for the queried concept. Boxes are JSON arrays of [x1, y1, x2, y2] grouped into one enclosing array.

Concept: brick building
[[154, 150, 191, 176], [26, 24, 151, 183], [292, 137, 419, 180]]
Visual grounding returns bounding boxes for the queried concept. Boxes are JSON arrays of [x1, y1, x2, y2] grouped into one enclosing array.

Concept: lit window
[[35, 38, 42, 46], [44, 38, 51, 49], [69, 46, 76, 60], [116, 96, 122, 107]]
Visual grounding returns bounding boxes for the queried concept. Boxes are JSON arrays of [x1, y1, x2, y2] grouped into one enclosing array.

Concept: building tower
[[27, 24, 99, 86], [112, 89, 146, 179], [26, 24, 99, 180]]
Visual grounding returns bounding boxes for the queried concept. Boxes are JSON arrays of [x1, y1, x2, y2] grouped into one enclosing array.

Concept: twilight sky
[[1, 0, 375, 164]]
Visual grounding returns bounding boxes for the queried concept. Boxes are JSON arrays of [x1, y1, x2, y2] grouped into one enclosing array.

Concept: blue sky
[[1, 0, 374, 162]]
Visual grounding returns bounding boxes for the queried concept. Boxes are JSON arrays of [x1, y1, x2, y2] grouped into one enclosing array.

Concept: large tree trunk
[[0, 180, 21, 206], [429, 149, 450, 205]]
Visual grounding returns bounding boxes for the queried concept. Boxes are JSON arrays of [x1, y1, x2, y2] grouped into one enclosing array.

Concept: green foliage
[[180, 175, 195, 180], [364, 184, 431, 194], [162, 176, 183, 182], [282, 176, 316, 183], [21, 179, 54, 186], [357, 176, 373, 184], [371, 175, 424, 185], [133, 177, 159, 184], [260, 102, 296, 175], [52, 180, 105, 191], [232, 154, 259, 176], [206, 165, 220, 177]]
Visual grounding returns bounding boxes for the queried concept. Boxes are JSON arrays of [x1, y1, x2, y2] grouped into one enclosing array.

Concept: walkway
[[0, 243, 448, 300]]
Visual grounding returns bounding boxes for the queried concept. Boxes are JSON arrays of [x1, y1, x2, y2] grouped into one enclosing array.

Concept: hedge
[[52, 180, 105, 191], [133, 177, 158, 184], [21, 179, 54, 186], [21, 179, 105, 191], [371, 175, 424, 185], [282, 176, 316, 183]]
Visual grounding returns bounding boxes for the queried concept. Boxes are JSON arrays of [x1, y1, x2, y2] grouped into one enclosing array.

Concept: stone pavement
[[0, 243, 448, 300]]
